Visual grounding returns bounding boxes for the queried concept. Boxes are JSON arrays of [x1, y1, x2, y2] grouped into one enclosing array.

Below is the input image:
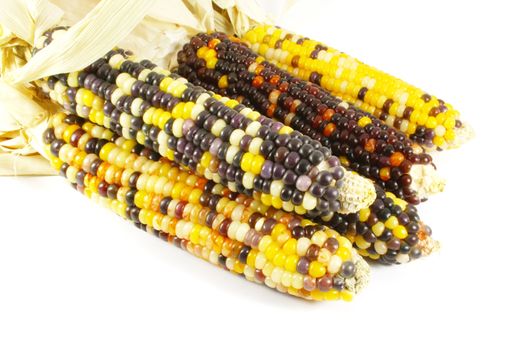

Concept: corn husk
[[0, 0, 294, 175]]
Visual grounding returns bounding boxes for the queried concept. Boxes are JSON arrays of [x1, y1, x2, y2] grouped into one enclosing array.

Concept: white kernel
[[248, 137, 263, 155], [108, 54, 125, 68], [396, 253, 410, 264], [270, 180, 283, 197], [195, 93, 211, 106], [115, 73, 131, 88], [435, 125, 446, 136], [110, 88, 124, 106], [171, 118, 184, 137], [296, 237, 311, 256], [211, 119, 226, 136], [400, 120, 409, 133], [138, 69, 151, 81], [236, 223, 250, 243], [271, 267, 284, 283], [245, 121, 261, 136], [242, 172, 255, 189], [229, 129, 244, 147], [255, 253, 267, 269], [190, 104, 204, 120], [225, 145, 239, 164], [327, 255, 343, 274]]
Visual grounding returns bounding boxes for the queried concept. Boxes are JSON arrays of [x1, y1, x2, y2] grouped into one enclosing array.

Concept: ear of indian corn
[[35, 27, 376, 217], [43, 112, 370, 300], [176, 32, 445, 204], [48, 111, 435, 265], [241, 25, 470, 150]]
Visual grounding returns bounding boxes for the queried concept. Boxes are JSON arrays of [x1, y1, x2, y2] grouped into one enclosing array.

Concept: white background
[[1, 0, 524, 349]]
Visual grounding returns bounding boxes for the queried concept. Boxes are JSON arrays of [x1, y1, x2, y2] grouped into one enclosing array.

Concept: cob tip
[[447, 121, 475, 150], [338, 171, 376, 214], [409, 164, 446, 200], [417, 235, 441, 257], [348, 252, 370, 294]]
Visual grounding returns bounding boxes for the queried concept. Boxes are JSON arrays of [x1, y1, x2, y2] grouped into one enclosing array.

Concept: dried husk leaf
[[0, 0, 294, 175], [0, 0, 154, 175], [2, 0, 154, 84]]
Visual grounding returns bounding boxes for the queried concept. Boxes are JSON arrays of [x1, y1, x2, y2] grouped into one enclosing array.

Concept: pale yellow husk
[[0, 0, 291, 176]]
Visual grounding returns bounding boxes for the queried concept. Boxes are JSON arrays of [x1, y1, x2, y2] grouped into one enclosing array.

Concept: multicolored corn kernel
[[242, 25, 471, 151], [43, 113, 370, 300], [35, 28, 375, 217], [176, 32, 445, 204]]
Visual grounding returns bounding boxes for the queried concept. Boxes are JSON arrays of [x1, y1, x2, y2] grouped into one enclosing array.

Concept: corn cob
[[43, 112, 369, 300], [176, 32, 445, 204], [34, 27, 375, 218], [49, 111, 435, 265], [242, 25, 470, 150]]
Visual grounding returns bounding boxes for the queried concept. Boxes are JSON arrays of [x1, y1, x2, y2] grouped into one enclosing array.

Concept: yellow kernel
[[324, 290, 339, 301], [433, 136, 445, 147], [151, 108, 163, 126], [385, 216, 399, 230], [206, 57, 218, 69], [310, 290, 323, 301], [172, 84, 187, 98], [393, 197, 407, 210], [204, 49, 216, 60], [218, 75, 228, 89], [282, 238, 297, 256], [358, 208, 370, 222], [82, 90, 94, 107], [443, 116, 456, 129], [50, 156, 62, 170], [393, 225, 408, 239], [62, 125, 80, 143], [240, 153, 254, 172], [357, 116, 372, 127], [271, 196, 283, 209], [246, 250, 257, 267], [340, 290, 353, 302], [224, 99, 238, 108], [385, 192, 396, 200], [188, 189, 202, 204], [284, 255, 298, 272], [444, 129, 456, 141], [336, 246, 351, 260], [355, 235, 371, 249], [309, 261, 327, 279], [99, 143, 115, 161], [196, 46, 208, 58], [260, 193, 272, 206], [233, 261, 244, 274], [171, 102, 185, 118], [407, 122, 417, 135], [278, 126, 294, 134], [183, 102, 195, 119], [417, 113, 428, 126], [265, 242, 280, 260], [425, 117, 438, 129], [273, 251, 286, 267], [372, 222, 385, 236], [158, 111, 171, 129], [159, 77, 172, 92], [250, 155, 265, 174]]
